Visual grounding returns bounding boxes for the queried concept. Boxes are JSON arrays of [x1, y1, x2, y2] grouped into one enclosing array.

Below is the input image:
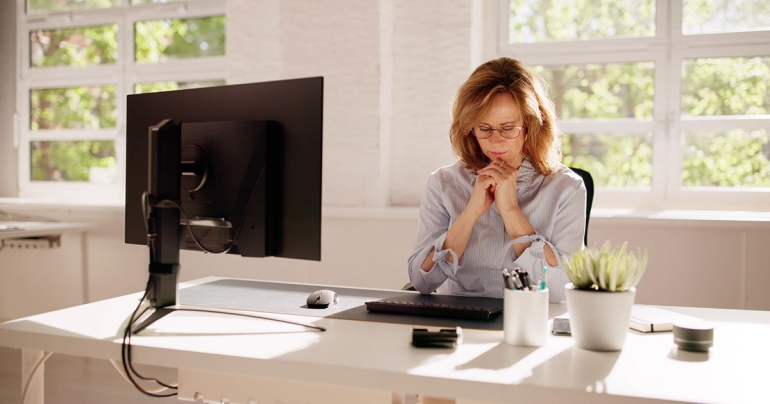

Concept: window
[[499, 0, 770, 211], [17, 0, 226, 200]]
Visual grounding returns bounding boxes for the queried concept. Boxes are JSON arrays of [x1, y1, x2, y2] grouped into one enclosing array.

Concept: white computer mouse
[[306, 289, 339, 309]]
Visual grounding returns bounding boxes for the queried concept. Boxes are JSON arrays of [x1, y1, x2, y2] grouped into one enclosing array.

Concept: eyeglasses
[[471, 125, 524, 140]]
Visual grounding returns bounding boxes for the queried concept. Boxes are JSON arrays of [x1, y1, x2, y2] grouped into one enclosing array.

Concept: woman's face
[[473, 93, 527, 166]]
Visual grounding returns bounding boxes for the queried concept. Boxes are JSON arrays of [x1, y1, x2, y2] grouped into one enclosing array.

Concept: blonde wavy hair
[[450, 57, 562, 175]]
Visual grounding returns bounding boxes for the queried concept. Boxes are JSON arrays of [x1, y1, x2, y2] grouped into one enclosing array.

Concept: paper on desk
[[629, 305, 702, 332]]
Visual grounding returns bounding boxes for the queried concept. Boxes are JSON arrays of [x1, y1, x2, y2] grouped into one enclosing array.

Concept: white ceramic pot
[[565, 283, 636, 352]]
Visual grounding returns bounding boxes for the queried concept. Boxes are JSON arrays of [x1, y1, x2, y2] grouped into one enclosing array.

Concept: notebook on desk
[[365, 293, 503, 321], [629, 305, 703, 332]]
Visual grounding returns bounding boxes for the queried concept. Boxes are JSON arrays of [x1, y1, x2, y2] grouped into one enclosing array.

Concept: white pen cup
[[503, 288, 549, 347]]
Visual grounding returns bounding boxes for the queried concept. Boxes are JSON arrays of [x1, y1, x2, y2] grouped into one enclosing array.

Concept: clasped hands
[[469, 160, 519, 218]]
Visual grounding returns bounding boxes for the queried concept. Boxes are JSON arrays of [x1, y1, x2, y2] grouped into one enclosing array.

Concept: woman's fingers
[[479, 162, 512, 182], [474, 175, 492, 190]]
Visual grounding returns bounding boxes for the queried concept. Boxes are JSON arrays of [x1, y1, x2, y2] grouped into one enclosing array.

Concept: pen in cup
[[502, 268, 513, 290], [511, 274, 524, 290], [540, 266, 547, 290], [516, 269, 530, 290]]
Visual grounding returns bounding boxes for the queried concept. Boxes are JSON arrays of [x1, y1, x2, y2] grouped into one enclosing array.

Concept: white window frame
[[16, 0, 227, 201], [497, 0, 770, 212]]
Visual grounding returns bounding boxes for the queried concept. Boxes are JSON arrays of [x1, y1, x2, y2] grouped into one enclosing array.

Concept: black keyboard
[[365, 299, 502, 320]]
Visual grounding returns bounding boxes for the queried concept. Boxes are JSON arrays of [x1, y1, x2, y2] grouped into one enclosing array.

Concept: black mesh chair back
[[569, 167, 594, 246]]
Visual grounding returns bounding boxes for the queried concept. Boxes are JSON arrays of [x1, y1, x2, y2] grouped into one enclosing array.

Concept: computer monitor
[[125, 77, 323, 312]]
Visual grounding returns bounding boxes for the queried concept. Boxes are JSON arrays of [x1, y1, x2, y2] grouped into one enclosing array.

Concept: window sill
[[591, 209, 770, 228], [324, 207, 770, 228], [0, 197, 125, 213], [2, 200, 770, 228]]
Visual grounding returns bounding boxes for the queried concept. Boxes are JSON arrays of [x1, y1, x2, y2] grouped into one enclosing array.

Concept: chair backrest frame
[[568, 167, 594, 246]]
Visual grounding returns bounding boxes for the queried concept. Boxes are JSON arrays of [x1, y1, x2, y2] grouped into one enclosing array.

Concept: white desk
[[0, 222, 93, 241], [1, 276, 769, 404], [0, 221, 95, 305]]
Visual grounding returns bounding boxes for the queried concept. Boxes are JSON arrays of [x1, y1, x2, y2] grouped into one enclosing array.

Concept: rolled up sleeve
[[511, 179, 586, 303], [407, 174, 460, 294]]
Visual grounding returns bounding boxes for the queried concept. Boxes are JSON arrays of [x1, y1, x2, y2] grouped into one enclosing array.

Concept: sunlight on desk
[[3, 277, 770, 404], [140, 309, 322, 359]]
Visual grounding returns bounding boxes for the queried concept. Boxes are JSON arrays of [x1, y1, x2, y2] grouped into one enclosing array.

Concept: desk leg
[[21, 349, 45, 404]]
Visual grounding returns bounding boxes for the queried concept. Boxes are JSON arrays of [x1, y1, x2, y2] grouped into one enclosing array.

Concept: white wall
[[226, 0, 477, 207], [591, 220, 770, 310], [2, 205, 769, 320]]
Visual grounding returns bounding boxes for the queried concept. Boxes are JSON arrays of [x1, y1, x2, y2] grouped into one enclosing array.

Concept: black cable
[[120, 279, 325, 398], [121, 277, 178, 398], [142, 191, 233, 255], [125, 306, 177, 390], [173, 307, 326, 332], [122, 278, 176, 396]]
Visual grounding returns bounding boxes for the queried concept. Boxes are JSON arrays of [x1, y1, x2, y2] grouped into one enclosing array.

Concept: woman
[[407, 57, 586, 303]]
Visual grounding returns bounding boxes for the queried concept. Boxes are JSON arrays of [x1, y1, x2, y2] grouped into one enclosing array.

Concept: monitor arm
[[146, 119, 182, 309]]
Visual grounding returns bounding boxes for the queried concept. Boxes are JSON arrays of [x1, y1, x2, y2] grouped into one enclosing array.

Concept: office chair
[[568, 167, 594, 246], [402, 167, 595, 291]]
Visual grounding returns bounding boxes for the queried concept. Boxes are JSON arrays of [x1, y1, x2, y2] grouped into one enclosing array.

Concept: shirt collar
[[516, 156, 537, 193]]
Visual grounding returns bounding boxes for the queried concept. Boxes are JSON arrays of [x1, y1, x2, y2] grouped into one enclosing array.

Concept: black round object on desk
[[673, 322, 714, 352]]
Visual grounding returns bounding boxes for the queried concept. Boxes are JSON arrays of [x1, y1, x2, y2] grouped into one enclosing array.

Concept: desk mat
[[180, 279, 503, 331]]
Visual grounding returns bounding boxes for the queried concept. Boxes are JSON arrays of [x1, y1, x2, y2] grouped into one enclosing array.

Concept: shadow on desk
[[180, 279, 508, 331], [526, 347, 620, 392], [0, 320, 100, 341], [454, 343, 539, 371]]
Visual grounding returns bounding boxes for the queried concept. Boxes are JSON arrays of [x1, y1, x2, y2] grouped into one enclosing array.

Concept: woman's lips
[[490, 151, 507, 157]]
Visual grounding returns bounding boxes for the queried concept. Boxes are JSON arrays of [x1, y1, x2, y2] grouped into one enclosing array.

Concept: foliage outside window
[[134, 80, 226, 94], [682, 0, 770, 35], [31, 141, 117, 183], [535, 63, 655, 119], [680, 56, 770, 187], [681, 57, 770, 117], [27, 0, 192, 13], [30, 25, 118, 68], [505, 0, 770, 200], [20, 1, 225, 191], [533, 62, 655, 188], [27, 0, 119, 13], [131, 0, 188, 4], [683, 130, 770, 187], [562, 133, 653, 187], [30, 86, 117, 130], [508, 0, 655, 43], [135, 16, 226, 63]]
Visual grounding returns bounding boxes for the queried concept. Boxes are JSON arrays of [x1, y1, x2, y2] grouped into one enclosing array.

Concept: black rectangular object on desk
[[365, 293, 502, 320]]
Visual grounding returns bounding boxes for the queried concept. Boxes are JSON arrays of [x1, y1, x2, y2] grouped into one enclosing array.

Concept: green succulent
[[565, 241, 647, 292]]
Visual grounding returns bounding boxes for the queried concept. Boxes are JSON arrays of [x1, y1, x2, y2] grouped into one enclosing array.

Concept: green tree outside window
[[30, 86, 117, 130], [31, 141, 117, 182], [134, 80, 225, 94], [30, 25, 118, 68], [135, 16, 225, 63], [28, 0, 118, 13], [509, 0, 655, 43]]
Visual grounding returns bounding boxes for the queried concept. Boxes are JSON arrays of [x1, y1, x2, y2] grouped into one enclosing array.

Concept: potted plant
[[564, 241, 647, 351]]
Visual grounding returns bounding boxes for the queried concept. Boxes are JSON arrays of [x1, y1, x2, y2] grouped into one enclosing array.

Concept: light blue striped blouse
[[407, 158, 586, 303]]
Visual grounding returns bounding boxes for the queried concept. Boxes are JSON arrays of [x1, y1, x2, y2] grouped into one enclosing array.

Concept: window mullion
[[17, 0, 226, 200], [667, 45, 684, 201], [26, 129, 118, 141]]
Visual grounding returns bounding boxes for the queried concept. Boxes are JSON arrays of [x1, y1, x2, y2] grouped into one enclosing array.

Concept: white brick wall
[[389, 0, 473, 206], [226, 0, 474, 208]]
